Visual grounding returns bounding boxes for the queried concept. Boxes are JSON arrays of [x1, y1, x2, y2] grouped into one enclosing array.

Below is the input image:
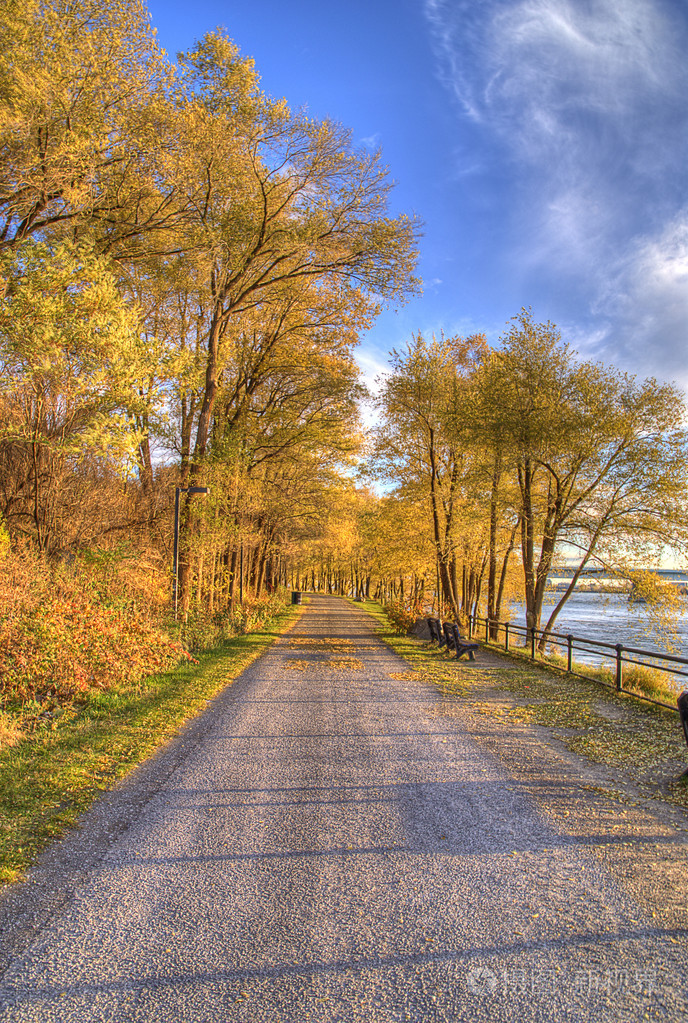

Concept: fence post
[[567, 634, 573, 673], [485, 617, 490, 644], [504, 622, 509, 652], [615, 644, 623, 692], [531, 627, 536, 660]]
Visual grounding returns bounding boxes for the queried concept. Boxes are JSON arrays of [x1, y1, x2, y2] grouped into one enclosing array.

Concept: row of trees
[[0, 0, 419, 613], [358, 310, 688, 645], [285, 311, 687, 649]]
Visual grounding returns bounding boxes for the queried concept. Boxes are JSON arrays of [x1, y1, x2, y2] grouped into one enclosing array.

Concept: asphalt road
[[0, 595, 686, 1022]]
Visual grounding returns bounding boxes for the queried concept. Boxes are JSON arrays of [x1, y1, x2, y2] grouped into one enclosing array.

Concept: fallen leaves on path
[[285, 655, 364, 672]]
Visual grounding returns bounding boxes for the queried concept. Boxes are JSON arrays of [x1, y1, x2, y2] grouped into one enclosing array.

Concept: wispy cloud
[[424, 0, 685, 149], [423, 0, 688, 381], [359, 132, 381, 151], [356, 349, 392, 393], [595, 213, 688, 386]]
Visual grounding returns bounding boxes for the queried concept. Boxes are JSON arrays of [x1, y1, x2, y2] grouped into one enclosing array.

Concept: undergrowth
[[490, 641, 680, 708], [0, 545, 288, 712], [0, 544, 297, 884]]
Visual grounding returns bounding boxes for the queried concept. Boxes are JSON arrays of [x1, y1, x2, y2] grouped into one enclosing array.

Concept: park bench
[[442, 621, 480, 661], [427, 617, 479, 660], [427, 617, 445, 646], [679, 692, 688, 754]]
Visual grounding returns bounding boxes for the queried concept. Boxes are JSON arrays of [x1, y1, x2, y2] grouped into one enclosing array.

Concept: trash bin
[[291, 591, 302, 605]]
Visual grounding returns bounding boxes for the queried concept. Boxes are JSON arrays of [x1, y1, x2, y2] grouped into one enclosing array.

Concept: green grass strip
[[353, 599, 688, 809], [0, 602, 303, 886]]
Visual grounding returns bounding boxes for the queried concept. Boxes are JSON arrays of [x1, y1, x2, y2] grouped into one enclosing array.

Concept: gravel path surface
[[0, 594, 686, 1022]]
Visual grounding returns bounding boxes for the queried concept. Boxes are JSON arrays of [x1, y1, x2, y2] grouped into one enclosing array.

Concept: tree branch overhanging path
[[1, 595, 686, 1022]]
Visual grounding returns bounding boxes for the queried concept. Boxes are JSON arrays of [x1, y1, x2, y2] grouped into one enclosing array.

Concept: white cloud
[[424, 0, 687, 209], [356, 348, 392, 395], [489, 0, 676, 132], [425, 0, 687, 223], [423, 0, 688, 382], [594, 213, 688, 387], [513, 185, 612, 274], [354, 349, 392, 432], [424, 0, 685, 149], [359, 132, 381, 151]]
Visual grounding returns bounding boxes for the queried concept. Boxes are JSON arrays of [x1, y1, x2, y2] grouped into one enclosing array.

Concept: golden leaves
[[285, 655, 363, 672], [285, 638, 364, 673], [327, 658, 364, 671]]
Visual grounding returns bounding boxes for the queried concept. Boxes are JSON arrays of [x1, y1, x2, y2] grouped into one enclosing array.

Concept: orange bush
[[0, 547, 288, 706], [383, 599, 420, 635], [0, 548, 189, 705]]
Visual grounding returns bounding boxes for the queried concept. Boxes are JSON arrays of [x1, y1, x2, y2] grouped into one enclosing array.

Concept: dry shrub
[[0, 546, 289, 707], [0, 546, 190, 705], [383, 599, 421, 635]]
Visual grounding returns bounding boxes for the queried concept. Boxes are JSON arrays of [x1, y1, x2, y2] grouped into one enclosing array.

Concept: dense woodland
[[2, 0, 688, 705]]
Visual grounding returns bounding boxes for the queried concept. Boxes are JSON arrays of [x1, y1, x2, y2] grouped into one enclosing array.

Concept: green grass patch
[[0, 602, 303, 886], [354, 599, 688, 808], [481, 636, 679, 708]]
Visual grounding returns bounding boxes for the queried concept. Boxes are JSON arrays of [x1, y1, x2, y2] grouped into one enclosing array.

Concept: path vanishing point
[[0, 595, 687, 1022]]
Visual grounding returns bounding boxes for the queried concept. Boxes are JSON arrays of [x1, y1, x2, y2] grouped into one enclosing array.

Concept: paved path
[[0, 595, 686, 1022]]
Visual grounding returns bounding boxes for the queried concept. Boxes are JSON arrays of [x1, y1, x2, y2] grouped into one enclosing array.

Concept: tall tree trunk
[[487, 450, 502, 638], [495, 519, 519, 622], [228, 546, 238, 607], [136, 409, 154, 496], [538, 525, 604, 649], [473, 553, 488, 622], [519, 458, 537, 632]]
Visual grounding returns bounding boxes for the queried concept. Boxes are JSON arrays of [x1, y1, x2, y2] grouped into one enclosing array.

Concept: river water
[[509, 592, 688, 679]]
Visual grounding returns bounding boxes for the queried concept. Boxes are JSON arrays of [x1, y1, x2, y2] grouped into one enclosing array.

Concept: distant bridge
[[547, 566, 688, 588]]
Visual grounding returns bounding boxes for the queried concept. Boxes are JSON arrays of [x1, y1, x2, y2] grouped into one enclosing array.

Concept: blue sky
[[147, 0, 688, 392]]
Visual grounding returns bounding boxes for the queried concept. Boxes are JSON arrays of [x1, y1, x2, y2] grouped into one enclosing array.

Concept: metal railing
[[468, 614, 688, 712]]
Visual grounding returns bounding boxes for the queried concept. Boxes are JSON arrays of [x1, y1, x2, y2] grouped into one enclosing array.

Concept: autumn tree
[[0, 4, 421, 620], [474, 309, 688, 641], [149, 32, 420, 605], [0, 239, 149, 550], [167, 33, 419, 484], [0, 0, 180, 255], [370, 332, 487, 619]]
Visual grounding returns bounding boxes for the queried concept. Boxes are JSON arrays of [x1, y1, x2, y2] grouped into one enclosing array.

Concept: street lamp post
[[173, 486, 210, 619]]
